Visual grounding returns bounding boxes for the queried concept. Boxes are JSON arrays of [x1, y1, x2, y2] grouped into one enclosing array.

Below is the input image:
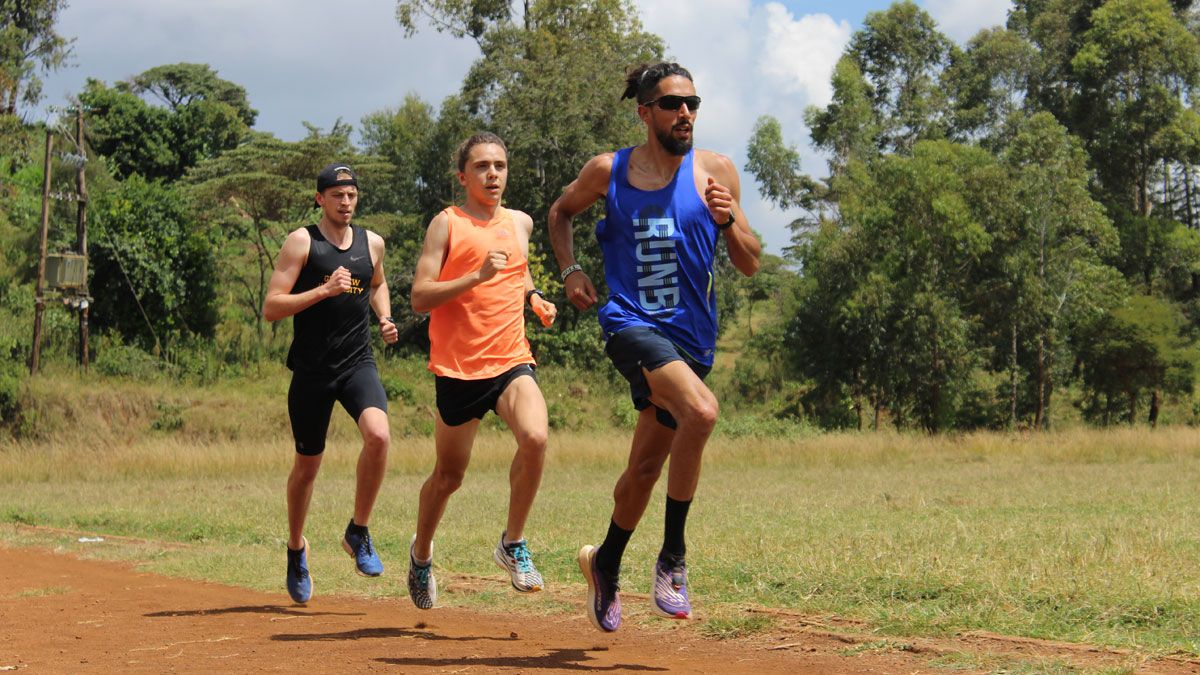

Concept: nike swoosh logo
[[350, 255, 365, 261]]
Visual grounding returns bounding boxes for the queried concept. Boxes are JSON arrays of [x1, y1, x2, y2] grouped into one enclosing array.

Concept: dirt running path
[[0, 546, 1196, 673]]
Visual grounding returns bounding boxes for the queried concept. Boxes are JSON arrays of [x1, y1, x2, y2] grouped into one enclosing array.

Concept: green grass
[[3, 421, 1200, 658]]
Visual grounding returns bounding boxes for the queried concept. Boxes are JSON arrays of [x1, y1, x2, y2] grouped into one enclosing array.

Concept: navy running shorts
[[288, 362, 388, 455], [435, 364, 536, 427], [605, 325, 711, 430]]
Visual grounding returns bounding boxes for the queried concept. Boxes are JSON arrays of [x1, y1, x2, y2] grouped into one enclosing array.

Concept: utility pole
[[29, 130, 53, 376], [75, 107, 89, 370]]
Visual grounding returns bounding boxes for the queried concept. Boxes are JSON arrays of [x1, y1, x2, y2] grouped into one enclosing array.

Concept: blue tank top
[[596, 147, 719, 365]]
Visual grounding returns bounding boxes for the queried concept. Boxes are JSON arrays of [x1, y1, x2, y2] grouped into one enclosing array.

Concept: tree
[[0, 0, 72, 116], [80, 65, 255, 182], [127, 62, 257, 126], [844, 1, 955, 153], [944, 27, 1039, 147], [89, 175, 219, 350], [1077, 294, 1197, 425], [999, 112, 1123, 428], [185, 128, 363, 341]]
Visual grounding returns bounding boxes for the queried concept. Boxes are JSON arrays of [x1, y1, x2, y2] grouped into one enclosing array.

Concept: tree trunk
[[1148, 390, 1160, 428], [1009, 320, 1018, 429], [1128, 391, 1137, 425], [1034, 335, 1046, 430]]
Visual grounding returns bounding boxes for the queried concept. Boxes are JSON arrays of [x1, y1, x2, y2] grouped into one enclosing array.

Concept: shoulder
[[506, 208, 534, 232], [696, 149, 736, 180], [574, 152, 616, 192], [364, 228, 385, 250], [280, 226, 313, 254], [427, 209, 450, 232]]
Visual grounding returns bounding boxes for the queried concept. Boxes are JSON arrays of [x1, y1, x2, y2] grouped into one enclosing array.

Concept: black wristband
[[381, 316, 394, 324], [525, 289, 544, 304], [717, 212, 736, 230]]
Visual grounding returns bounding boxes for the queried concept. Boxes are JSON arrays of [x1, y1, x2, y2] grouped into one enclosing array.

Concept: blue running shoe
[[578, 544, 621, 632], [343, 520, 383, 577], [652, 555, 691, 619], [408, 534, 437, 610], [286, 537, 312, 604], [493, 531, 544, 592]]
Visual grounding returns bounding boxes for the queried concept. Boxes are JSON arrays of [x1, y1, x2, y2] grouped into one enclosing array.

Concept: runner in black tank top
[[263, 163, 400, 605], [287, 223, 375, 376]]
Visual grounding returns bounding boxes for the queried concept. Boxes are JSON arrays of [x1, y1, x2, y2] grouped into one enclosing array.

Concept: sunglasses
[[643, 95, 701, 112]]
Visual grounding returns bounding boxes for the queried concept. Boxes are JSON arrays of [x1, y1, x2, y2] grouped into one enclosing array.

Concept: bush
[[95, 340, 172, 379]]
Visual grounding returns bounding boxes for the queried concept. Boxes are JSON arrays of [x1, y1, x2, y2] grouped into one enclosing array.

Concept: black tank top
[[286, 224, 375, 376]]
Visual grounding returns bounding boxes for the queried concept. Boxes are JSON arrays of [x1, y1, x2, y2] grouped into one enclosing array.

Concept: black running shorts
[[605, 326, 711, 430], [288, 362, 388, 455], [435, 364, 536, 427]]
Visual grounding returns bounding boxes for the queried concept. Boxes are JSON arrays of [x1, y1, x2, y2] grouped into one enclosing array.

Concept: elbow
[[263, 303, 280, 322], [410, 291, 430, 315], [738, 257, 761, 278]]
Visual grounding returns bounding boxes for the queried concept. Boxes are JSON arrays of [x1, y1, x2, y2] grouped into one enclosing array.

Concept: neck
[[635, 140, 687, 180], [318, 216, 351, 242], [460, 198, 502, 222]]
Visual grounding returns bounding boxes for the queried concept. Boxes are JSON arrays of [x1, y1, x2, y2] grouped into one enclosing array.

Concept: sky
[[33, 0, 1014, 255]]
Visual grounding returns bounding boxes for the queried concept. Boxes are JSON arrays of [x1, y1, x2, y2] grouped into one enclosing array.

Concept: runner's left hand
[[531, 296, 557, 328], [380, 317, 399, 344], [704, 176, 734, 228]]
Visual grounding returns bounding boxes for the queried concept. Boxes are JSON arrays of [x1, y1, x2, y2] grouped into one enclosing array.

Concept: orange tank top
[[428, 206, 534, 379]]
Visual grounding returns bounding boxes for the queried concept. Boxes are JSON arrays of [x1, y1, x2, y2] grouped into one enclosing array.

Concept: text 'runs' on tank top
[[596, 147, 720, 365]]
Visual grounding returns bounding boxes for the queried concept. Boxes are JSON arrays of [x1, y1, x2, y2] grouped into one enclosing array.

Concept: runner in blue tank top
[[549, 62, 762, 633]]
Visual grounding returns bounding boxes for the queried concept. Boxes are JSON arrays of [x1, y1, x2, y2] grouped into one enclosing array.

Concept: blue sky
[[34, 0, 1013, 254]]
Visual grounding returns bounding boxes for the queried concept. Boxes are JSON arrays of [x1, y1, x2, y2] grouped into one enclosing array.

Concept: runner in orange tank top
[[405, 132, 557, 609]]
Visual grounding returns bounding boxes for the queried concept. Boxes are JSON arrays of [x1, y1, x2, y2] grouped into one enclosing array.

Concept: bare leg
[[643, 361, 718, 502], [610, 360, 717, 528], [493, 375, 548, 542], [611, 407, 674, 530], [352, 407, 390, 526], [287, 453, 324, 550], [412, 415, 480, 561]]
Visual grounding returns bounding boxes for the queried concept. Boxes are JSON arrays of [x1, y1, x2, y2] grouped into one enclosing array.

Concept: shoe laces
[[505, 541, 534, 573], [411, 561, 431, 587], [288, 552, 309, 579], [354, 531, 375, 557]]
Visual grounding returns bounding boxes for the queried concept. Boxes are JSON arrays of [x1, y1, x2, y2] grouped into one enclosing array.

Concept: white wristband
[[560, 263, 583, 282]]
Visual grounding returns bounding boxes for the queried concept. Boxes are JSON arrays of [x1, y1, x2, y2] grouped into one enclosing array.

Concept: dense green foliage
[[747, 0, 1200, 430], [1, 0, 1198, 436]]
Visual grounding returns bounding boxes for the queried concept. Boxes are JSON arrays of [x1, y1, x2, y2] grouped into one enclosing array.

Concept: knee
[[431, 466, 465, 494], [515, 427, 548, 457], [680, 396, 718, 434], [362, 425, 390, 454], [628, 459, 663, 491], [290, 460, 321, 485]]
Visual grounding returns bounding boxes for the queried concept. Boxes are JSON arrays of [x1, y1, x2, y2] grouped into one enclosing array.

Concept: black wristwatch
[[525, 289, 544, 305], [380, 316, 394, 325], [717, 212, 736, 231]]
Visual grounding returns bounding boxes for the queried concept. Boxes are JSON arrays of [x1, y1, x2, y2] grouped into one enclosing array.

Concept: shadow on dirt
[[377, 647, 669, 671], [272, 626, 519, 642], [146, 604, 363, 618]]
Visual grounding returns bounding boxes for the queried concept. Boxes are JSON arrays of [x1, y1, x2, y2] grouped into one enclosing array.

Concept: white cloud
[[923, 0, 1012, 42], [758, 4, 852, 108]]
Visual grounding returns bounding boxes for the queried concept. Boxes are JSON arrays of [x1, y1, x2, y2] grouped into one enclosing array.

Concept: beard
[[656, 124, 693, 156]]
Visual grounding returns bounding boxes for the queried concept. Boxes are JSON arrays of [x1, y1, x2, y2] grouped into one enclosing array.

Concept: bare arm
[[367, 232, 398, 344], [513, 210, 556, 327], [701, 151, 761, 277], [263, 228, 350, 322], [548, 153, 612, 310], [410, 212, 508, 313]]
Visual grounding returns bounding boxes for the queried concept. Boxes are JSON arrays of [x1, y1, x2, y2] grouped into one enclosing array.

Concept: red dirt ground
[[1, 545, 1197, 674]]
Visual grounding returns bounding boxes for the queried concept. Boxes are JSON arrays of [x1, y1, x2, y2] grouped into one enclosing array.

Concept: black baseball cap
[[316, 163, 358, 192]]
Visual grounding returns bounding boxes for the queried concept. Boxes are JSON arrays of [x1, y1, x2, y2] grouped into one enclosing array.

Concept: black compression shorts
[[288, 362, 388, 455]]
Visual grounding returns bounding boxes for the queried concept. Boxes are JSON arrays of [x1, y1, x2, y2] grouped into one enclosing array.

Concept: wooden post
[[75, 107, 89, 370], [30, 130, 53, 376]]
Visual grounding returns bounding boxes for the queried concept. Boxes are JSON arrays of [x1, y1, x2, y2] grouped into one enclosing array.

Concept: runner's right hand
[[477, 249, 509, 282], [565, 270, 598, 311], [323, 266, 352, 297]]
